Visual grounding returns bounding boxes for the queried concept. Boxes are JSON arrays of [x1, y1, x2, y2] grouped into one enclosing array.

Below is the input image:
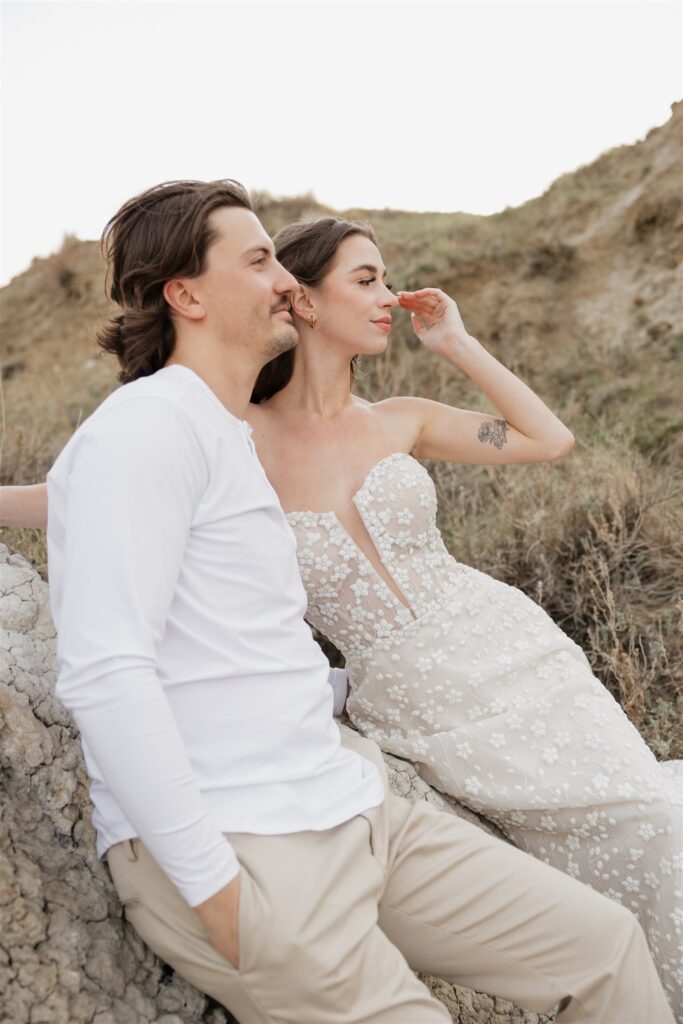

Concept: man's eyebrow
[[349, 263, 387, 278], [243, 244, 274, 260]]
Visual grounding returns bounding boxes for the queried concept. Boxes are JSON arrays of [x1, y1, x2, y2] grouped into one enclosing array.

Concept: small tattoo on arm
[[477, 419, 509, 450]]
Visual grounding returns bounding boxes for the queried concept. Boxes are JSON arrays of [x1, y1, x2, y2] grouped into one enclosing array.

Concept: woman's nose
[[382, 286, 399, 308]]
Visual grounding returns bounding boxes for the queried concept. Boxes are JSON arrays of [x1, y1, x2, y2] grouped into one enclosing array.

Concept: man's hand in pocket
[[194, 872, 241, 968]]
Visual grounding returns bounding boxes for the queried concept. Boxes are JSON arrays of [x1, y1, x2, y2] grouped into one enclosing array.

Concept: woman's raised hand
[[398, 288, 470, 358]]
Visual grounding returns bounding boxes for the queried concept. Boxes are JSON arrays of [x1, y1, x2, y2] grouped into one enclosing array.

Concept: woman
[[3, 216, 682, 1014]]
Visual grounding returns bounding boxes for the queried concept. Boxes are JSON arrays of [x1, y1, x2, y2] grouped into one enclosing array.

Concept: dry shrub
[[41, 234, 83, 300], [0, 378, 50, 576], [0, 418, 65, 487]]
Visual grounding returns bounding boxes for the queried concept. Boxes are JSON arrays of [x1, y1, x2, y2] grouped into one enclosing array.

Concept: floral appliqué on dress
[[287, 452, 683, 1016]]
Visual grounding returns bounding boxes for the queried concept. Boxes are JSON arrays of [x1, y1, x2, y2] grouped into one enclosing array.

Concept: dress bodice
[[286, 452, 468, 658]]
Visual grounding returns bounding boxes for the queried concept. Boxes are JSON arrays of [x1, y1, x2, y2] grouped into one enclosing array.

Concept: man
[[46, 179, 673, 1024]]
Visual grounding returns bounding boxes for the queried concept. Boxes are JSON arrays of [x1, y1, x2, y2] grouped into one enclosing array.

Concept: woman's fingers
[[400, 287, 447, 301], [399, 288, 454, 332], [399, 290, 439, 304], [400, 298, 444, 322], [398, 294, 440, 315], [399, 292, 442, 310], [410, 312, 429, 335], [399, 299, 436, 314]]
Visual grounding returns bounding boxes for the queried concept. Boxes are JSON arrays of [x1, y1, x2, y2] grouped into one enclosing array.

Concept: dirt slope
[[1, 101, 680, 483]]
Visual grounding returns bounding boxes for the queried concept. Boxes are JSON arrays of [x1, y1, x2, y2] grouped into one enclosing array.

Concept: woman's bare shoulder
[[366, 395, 426, 422], [354, 396, 424, 452], [351, 394, 413, 413]]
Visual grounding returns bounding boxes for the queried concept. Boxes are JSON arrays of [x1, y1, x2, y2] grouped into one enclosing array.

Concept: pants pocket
[[236, 868, 254, 975], [106, 841, 142, 913]]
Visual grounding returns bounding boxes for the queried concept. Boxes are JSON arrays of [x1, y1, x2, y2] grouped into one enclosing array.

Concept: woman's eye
[[359, 277, 376, 286], [253, 256, 267, 266], [386, 283, 395, 291]]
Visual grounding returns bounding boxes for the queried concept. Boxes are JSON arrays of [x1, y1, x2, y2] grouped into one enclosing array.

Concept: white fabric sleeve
[[327, 667, 349, 717], [52, 397, 239, 907]]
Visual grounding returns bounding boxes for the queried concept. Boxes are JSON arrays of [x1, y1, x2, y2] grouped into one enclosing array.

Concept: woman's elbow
[[547, 429, 575, 461]]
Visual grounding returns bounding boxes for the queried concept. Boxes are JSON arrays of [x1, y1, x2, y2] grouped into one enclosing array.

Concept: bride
[[3, 215, 682, 1015]]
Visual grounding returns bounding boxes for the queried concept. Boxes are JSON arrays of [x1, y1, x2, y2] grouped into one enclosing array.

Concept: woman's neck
[[269, 341, 354, 419]]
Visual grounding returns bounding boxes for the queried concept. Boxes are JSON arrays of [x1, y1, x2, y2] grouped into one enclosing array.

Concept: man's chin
[[265, 324, 299, 361]]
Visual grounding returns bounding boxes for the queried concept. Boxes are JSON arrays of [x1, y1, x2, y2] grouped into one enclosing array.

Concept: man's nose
[[274, 263, 298, 295]]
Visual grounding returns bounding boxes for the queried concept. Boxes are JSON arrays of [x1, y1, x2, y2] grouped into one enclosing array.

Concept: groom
[[46, 179, 673, 1024]]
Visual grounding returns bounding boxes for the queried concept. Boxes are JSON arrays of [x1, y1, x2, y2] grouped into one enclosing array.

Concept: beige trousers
[[106, 735, 673, 1024]]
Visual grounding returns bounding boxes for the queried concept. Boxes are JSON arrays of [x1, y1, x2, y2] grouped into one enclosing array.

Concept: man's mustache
[[271, 299, 292, 315]]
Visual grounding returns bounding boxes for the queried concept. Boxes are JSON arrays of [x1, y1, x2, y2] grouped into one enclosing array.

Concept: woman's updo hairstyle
[[251, 217, 376, 404]]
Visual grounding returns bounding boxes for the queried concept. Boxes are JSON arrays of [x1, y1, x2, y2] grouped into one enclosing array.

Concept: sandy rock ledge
[[0, 544, 552, 1024]]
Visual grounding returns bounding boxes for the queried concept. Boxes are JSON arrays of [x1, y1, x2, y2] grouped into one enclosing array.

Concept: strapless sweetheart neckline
[[286, 450, 428, 620], [285, 451, 417, 520]]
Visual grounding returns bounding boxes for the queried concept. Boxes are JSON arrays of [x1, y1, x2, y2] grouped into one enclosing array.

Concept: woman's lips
[[372, 319, 392, 333]]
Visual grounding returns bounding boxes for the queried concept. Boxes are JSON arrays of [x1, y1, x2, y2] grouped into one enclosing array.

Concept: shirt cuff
[[181, 840, 241, 908]]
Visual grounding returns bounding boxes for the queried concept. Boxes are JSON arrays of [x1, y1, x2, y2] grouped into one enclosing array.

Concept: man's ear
[[163, 279, 206, 321], [291, 284, 315, 320]]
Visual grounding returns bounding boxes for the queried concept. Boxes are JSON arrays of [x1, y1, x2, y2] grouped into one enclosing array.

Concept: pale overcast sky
[[1, 0, 681, 285]]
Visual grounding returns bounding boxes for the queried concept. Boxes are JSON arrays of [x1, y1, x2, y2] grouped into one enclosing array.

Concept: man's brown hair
[[98, 179, 252, 383]]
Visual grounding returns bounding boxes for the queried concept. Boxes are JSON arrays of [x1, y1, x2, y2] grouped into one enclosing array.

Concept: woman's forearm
[[397, 288, 574, 463], [0, 483, 49, 529], [445, 334, 574, 456]]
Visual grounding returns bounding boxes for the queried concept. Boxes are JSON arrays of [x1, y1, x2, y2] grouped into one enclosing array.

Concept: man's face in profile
[[193, 206, 299, 364]]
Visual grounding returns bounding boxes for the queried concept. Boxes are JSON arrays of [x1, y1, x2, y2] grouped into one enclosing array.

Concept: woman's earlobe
[[291, 284, 315, 321]]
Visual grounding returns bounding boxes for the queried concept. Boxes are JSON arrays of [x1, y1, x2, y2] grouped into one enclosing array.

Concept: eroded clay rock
[[0, 544, 552, 1024]]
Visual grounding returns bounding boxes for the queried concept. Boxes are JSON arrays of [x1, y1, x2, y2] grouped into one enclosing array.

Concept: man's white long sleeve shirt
[[46, 365, 383, 907]]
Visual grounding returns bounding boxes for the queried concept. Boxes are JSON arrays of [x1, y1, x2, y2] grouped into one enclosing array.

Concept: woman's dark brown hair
[[251, 216, 376, 404], [98, 179, 252, 383]]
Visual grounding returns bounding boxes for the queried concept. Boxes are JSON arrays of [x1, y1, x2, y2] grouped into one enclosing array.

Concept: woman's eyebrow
[[349, 263, 387, 278]]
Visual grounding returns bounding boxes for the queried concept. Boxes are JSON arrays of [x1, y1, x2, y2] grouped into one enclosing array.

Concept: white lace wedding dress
[[287, 451, 683, 1017]]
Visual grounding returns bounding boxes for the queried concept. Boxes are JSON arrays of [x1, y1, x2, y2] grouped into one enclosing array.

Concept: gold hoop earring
[[306, 314, 317, 328]]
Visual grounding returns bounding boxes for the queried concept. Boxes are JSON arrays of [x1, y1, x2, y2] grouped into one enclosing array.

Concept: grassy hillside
[[1, 103, 681, 755]]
